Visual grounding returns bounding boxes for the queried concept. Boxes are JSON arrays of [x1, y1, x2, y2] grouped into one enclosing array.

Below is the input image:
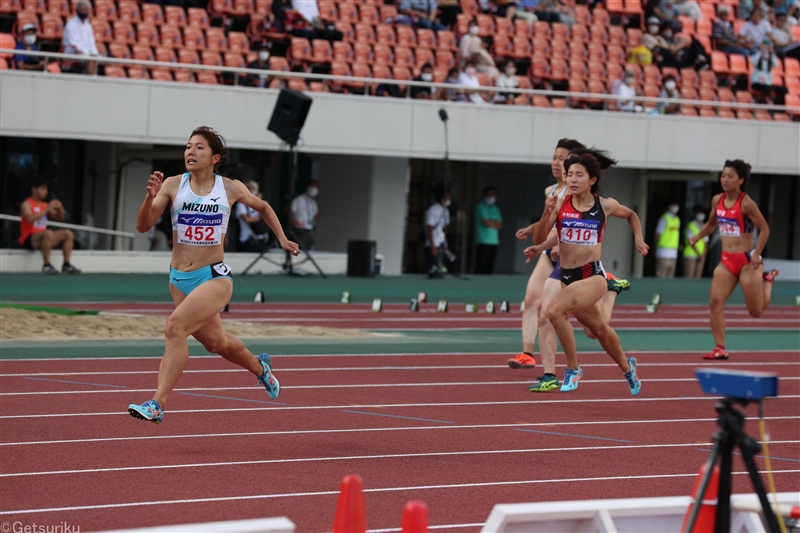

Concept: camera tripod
[[683, 398, 782, 533]]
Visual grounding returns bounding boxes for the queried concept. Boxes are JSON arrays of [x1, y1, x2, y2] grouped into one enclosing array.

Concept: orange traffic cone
[[681, 464, 720, 533], [332, 474, 367, 533], [400, 500, 429, 533]]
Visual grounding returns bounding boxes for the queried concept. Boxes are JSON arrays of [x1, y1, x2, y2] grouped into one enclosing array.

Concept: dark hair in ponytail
[[189, 126, 227, 173], [563, 148, 618, 194], [723, 159, 751, 191]]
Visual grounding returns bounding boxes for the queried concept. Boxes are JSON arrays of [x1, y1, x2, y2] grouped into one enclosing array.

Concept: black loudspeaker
[[267, 88, 313, 145], [347, 240, 376, 278]]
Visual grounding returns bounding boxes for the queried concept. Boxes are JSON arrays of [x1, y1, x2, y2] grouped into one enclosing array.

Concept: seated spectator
[[237, 181, 271, 253], [655, 74, 681, 114], [642, 16, 663, 51], [751, 41, 788, 104], [445, 67, 465, 101], [19, 175, 80, 275], [654, 20, 709, 69], [399, 0, 445, 31], [459, 19, 499, 78], [437, 0, 463, 28], [739, 8, 773, 54], [612, 70, 643, 112], [520, 0, 562, 23], [411, 63, 440, 99], [714, 5, 751, 55], [494, 61, 520, 103], [646, 0, 678, 29], [14, 23, 44, 71], [457, 61, 487, 103], [492, 0, 537, 22], [673, 0, 702, 22], [272, 0, 342, 41], [63, 2, 99, 75], [242, 42, 276, 87], [740, 0, 768, 21], [772, 13, 800, 58]]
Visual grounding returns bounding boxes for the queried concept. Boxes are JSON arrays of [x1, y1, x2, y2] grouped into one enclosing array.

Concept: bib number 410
[[564, 228, 593, 242], [184, 226, 214, 242]]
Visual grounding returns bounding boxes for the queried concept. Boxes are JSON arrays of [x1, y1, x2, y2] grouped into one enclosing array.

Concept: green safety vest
[[684, 220, 706, 258], [657, 213, 680, 251]]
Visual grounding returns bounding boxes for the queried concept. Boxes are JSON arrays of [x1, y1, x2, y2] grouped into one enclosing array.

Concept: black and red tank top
[[716, 192, 754, 238], [557, 194, 606, 246]]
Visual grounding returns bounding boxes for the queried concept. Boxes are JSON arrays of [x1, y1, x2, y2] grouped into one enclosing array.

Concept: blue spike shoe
[[128, 399, 164, 424], [257, 353, 280, 399]]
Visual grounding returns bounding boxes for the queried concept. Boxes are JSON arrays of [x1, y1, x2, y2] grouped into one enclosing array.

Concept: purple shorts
[[549, 259, 561, 280]]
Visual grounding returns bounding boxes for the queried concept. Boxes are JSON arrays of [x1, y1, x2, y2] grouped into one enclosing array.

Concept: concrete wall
[[2, 71, 799, 174]]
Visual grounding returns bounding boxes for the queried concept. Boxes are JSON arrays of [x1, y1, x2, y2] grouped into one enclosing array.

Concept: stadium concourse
[[0, 0, 799, 118], [0, 274, 798, 531]]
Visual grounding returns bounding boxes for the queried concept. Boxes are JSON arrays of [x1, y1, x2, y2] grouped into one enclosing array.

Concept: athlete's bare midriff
[[170, 240, 226, 272], [720, 234, 756, 254]]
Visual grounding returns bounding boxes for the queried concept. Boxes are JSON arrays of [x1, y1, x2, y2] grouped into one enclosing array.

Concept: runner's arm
[[136, 173, 174, 233], [533, 195, 560, 245], [689, 194, 720, 245]]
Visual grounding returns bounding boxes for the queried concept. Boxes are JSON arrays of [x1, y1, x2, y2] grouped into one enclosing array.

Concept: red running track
[[1, 351, 799, 532], [37, 302, 800, 330]]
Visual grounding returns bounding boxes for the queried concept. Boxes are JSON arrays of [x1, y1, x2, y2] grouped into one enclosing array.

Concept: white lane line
[[3, 377, 799, 396], [2, 416, 798, 447], [3, 395, 800, 420], [3, 360, 798, 377], [2, 440, 797, 478], [2, 470, 798, 516], [369, 524, 486, 533], [2, 349, 798, 362], [224, 316, 800, 324]]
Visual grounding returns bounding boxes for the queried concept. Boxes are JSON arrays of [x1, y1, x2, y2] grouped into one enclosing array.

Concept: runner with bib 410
[[127, 126, 300, 424]]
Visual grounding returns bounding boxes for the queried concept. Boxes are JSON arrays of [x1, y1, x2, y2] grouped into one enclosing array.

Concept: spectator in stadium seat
[[713, 5, 751, 56], [474, 186, 502, 274], [457, 60, 487, 103], [437, 0, 463, 28], [655, 201, 681, 279], [751, 40, 788, 104], [672, 0, 702, 22], [739, 8, 773, 54], [14, 23, 44, 71], [646, 0, 678, 29], [655, 74, 681, 114], [740, 0, 768, 22], [289, 180, 319, 250], [519, 0, 562, 23], [273, 0, 342, 41], [411, 63, 440, 99], [773, 13, 800, 59], [399, 0, 446, 31], [654, 21, 709, 70], [237, 181, 271, 253], [612, 70, 643, 112], [643, 17, 667, 51], [243, 42, 277, 87], [445, 67, 465, 101], [459, 20, 499, 78], [19, 175, 81, 275], [494, 61, 520, 103], [492, 0, 538, 23], [63, 2, 99, 75]]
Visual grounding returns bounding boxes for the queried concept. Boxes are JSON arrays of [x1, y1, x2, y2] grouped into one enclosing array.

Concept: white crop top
[[170, 173, 231, 246]]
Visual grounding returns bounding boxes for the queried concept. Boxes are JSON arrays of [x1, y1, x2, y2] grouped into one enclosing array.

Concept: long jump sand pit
[[0, 307, 374, 341]]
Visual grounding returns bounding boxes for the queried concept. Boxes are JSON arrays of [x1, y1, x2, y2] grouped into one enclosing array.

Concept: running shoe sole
[[626, 357, 642, 396], [258, 353, 280, 399], [128, 403, 163, 424], [507, 360, 535, 369], [703, 353, 729, 360]]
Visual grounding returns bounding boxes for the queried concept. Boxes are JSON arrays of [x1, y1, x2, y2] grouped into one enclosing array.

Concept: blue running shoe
[[560, 367, 584, 392], [128, 399, 164, 424], [624, 357, 641, 396], [257, 353, 280, 399]]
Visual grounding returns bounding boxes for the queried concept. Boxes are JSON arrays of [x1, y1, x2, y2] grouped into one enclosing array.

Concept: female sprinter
[[509, 138, 586, 370], [128, 126, 300, 424], [688, 160, 778, 360], [532, 150, 648, 394]]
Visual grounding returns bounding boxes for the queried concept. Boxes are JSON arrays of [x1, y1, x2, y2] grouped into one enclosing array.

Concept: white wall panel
[[2, 72, 798, 174]]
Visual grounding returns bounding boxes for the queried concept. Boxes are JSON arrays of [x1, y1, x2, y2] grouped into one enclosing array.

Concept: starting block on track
[[254, 291, 264, 303], [418, 291, 427, 303], [499, 300, 509, 312], [437, 300, 448, 312], [410, 299, 419, 312], [520, 300, 525, 312], [341, 291, 351, 303], [646, 293, 661, 313], [465, 303, 477, 312], [485, 301, 496, 314], [372, 298, 383, 312]]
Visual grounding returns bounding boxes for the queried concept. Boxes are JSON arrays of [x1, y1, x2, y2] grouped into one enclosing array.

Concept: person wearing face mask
[[494, 61, 520, 103], [655, 202, 681, 278], [14, 23, 44, 71], [243, 42, 276, 88], [236, 181, 271, 253], [612, 70, 643, 112], [751, 40, 788, 104], [411, 63, 439, 99], [425, 187, 452, 278], [713, 5, 751, 56], [63, 1, 99, 75], [683, 206, 709, 279], [457, 60, 487, 104], [642, 17, 665, 51], [474, 186, 503, 274], [290, 180, 319, 251], [458, 21, 500, 78], [655, 74, 681, 114]]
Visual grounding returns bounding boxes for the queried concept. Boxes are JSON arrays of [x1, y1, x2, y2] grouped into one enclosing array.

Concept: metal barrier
[[0, 213, 136, 250], [1, 48, 797, 117]]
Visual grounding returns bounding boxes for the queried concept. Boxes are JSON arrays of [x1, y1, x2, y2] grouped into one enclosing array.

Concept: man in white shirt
[[237, 181, 270, 253], [457, 61, 487, 104], [290, 180, 319, 250], [292, 0, 319, 24], [425, 188, 452, 277], [63, 1, 99, 74], [612, 70, 642, 112], [739, 9, 773, 53]]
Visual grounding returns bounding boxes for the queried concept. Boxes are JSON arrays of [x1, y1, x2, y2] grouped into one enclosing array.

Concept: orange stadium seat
[[417, 28, 435, 49], [312, 39, 332, 63], [333, 41, 353, 61], [117, 1, 140, 22], [223, 51, 245, 68], [230, 0, 253, 16], [254, 0, 270, 15], [112, 20, 135, 45], [107, 42, 130, 60], [379, 4, 397, 22], [353, 42, 372, 63], [394, 45, 414, 67], [396, 25, 416, 46], [435, 49, 455, 69], [437, 30, 457, 51], [476, 14, 494, 36], [318, 1, 336, 20], [514, 19, 532, 37], [182, 27, 205, 49], [269, 55, 289, 71], [132, 44, 154, 61], [415, 47, 434, 67], [574, 4, 590, 23], [493, 33, 511, 57], [187, 8, 208, 28], [373, 43, 393, 64], [571, 23, 589, 43], [375, 24, 395, 44], [360, 4, 378, 23], [197, 71, 218, 84], [104, 64, 126, 77], [39, 13, 63, 39], [45, 0, 68, 16], [338, 2, 358, 22], [141, 4, 163, 25], [159, 24, 182, 48], [718, 107, 735, 119], [134, 22, 157, 45], [178, 48, 199, 64], [205, 28, 227, 50], [496, 17, 512, 35], [227, 31, 248, 52], [163, 6, 186, 27], [291, 37, 311, 62], [626, 28, 642, 47], [0, 0, 21, 14], [90, 18, 111, 43], [154, 46, 177, 63], [455, 13, 471, 34], [354, 22, 375, 43], [21, 0, 44, 14]]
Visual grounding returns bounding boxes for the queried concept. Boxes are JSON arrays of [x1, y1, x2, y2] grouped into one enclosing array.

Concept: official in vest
[[655, 202, 681, 278], [683, 206, 709, 278]]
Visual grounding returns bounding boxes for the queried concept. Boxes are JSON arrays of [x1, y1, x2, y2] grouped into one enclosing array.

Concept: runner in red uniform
[[689, 160, 777, 360]]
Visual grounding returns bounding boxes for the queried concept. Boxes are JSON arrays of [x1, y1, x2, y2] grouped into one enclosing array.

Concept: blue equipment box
[[695, 368, 779, 400]]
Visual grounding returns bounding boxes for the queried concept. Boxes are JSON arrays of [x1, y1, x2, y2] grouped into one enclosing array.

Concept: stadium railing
[[0, 213, 137, 250], [1, 48, 797, 119]]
